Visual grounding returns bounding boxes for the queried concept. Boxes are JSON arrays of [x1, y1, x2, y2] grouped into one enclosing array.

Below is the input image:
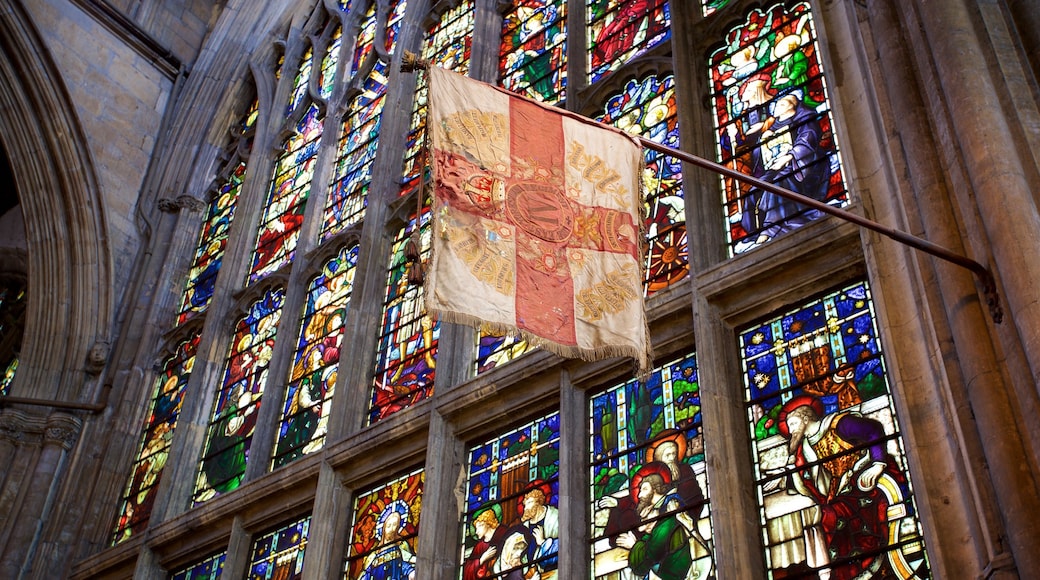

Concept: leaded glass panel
[[171, 552, 225, 580], [590, 352, 714, 579], [248, 515, 311, 580], [112, 330, 201, 545], [0, 281, 25, 396], [587, 0, 670, 83], [709, 1, 847, 254], [460, 411, 561, 580], [273, 245, 358, 467], [499, 0, 567, 104], [193, 287, 285, 504], [740, 281, 930, 578], [369, 209, 437, 424], [320, 26, 344, 100], [345, 469, 424, 579], [596, 73, 687, 296]]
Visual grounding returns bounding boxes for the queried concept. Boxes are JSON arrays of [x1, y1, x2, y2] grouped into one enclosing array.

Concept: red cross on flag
[[426, 66, 652, 375]]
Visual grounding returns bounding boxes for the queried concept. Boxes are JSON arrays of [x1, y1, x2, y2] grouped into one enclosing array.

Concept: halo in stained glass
[[739, 281, 931, 578], [709, 1, 848, 254]]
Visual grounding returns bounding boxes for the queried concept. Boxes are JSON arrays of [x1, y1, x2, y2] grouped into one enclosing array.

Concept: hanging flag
[[425, 66, 652, 374]]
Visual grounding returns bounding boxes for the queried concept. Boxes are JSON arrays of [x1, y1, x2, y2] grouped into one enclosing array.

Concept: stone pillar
[[558, 370, 590, 579]]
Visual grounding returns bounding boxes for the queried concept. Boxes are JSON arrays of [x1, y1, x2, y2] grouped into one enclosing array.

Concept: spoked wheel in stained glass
[[369, 209, 438, 424], [171, 551, 225, 580], [589, 352, 715, 579], [273, 245, 358, 468], [739, 281, 931, 579], [111, 330, 201, 545], [597, 73, 687, 296], [499, 0, 567, 104], [400, 0, 474, 196], [461, 411, 560, 580], [709, 2, 848, 255], [248, 515, 311, 580], [193, 287, 285, 505], [587, 0, 671, 83], [345, 469, 424, 580]]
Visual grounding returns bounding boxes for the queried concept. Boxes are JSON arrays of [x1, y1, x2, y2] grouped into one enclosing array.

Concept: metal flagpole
[[636, 136, 1003, 324]]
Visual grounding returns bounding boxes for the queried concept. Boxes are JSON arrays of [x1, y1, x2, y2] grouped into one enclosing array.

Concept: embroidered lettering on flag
[[425, 66, 652, 374]]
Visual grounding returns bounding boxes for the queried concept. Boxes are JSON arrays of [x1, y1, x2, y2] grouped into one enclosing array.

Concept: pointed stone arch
[[0, 1, 112, 401]]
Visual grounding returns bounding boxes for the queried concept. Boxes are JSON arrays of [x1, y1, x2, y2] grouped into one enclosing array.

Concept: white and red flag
[[425, 66, 652, 374]]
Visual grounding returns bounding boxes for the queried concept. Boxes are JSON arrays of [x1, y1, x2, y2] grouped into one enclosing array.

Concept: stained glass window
[[499, 0, 567, 104], [273, 245, 358, 468], [590, 352, 714, 579], [597, 73, 687, 296], [247, 515, 311, 580], [171, 552, 225, 580], [193, 287, 285, 504], [288, 47, 314, 115], [320, 27, 343, 100], [400, 0, 474, 196], [460, 411, 560, 580], [0, 280, 26, 396], [178, 161, 247, 324], [587, 0, 671, 83], [322, 1, 406, 238], [476, 333, 532, 375], [710, 2, 847, 254], [345, 468, 424, 579], [740, 281, 930, 578], [322, 61, 389, 238], [111, 330, 201, 545], [249, 104, 323, 282], [369, 209, 438, 424]]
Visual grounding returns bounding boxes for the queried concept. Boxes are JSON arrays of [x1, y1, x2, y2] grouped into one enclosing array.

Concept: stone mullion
[[302, 463, 353, 580], [558, 370, 590, 579], [222, 515, 254, 580], [469, 0, 503, 83], [414, 410, 466, 580], [565, 0, 586, 109]]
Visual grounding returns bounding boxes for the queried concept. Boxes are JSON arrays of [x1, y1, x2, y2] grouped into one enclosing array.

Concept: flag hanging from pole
[[425, 66, 652, 375]]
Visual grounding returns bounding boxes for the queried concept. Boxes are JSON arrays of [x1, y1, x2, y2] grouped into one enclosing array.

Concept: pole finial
[[401, 51, 429, 73]]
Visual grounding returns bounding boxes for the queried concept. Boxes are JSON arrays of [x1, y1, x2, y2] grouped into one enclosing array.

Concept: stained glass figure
[[193, 287, 285, 504], [460, 411, 561, 580], [248, 515, 311, 580], [587, 0, 671, 83], [249, 104, 323, 282], [178, 161, 246, 324], [597, 73, 687, 296], [709, 2, 847, 254], [384, 0, 407, 54], [369, 210, 438, 424], [476, 332, 531, 375], [111, 330, 201, 545], [273, 245, 358, 468], [740, 281, 930, 578], [320, 26, 344, 100], [400, 0, 474, 196], [322, 61, 389, 239], [345, 469, 424, 580], [590, 352, 714, 579], [499, 0, 567, 104], [702, 0, 732, 18], [171, 552, 225, 580], [0, 280, 26, 396]]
